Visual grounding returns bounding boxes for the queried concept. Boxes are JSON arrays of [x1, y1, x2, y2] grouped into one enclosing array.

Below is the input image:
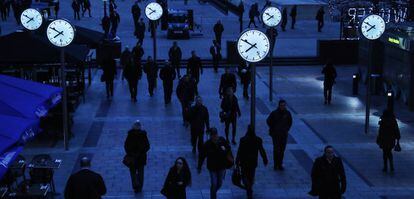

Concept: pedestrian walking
[[72, 0, 80, 20], [266, 99, 292, 170], [159, 60, 176, 104], [248, 5, 257, 28], [102, 15, 111, 38], [213, 20, 224, 46], [221, 87, 241, 145], [132, 42, 144, 63], [210, 40, 221, 73], [110, 10, 120, 38], [161, 157, 192, 199], [236, 125, 268, 199], [316, 6, 325, 32], [131, 1, 141, 27], [261, 0, 271, 12], [219, 67, 237, 98], [186, 51, 203, 85], [253, 3, 261, 24], [102, 58, 116, 100], [135, 18, 146, 45], [82, 0, 91, 17], [168, 41, 182, 78], [176, 75, 196, 127], [281, 8, 287, 31], [197, 127, 233, 199], [109, 0, 117, 13], [11, 0, 21, 24], [290, 5, 297, 29], [265, 27, 278, 56], [377, 109, 401, 172], [143, 56, 158, 97], [238, 61, 251, 99], [53, 0, 59, 19], [309, 145, 346, 199], [64, 157, 107, 199], [124, 120, 150, 193], [121, 46, 132, 81], [189, 96, 210, 154], [0, 0, 6, 21], [122, 48, 142, 102], [321, 61, 337, 105]]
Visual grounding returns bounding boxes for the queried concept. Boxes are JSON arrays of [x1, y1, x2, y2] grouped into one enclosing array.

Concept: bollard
[[387, 90, 394, 113], [352, 74, 359, 95]]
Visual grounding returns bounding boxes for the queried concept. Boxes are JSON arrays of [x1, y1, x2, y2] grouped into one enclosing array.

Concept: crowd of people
[[0, 0, 398, 198]]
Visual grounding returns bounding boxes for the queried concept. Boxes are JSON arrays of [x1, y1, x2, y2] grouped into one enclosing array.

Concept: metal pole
[[269, 28, 274, 102], [364, 41, 372, 134], [104, 1, 107, 17], [250, 62, 256, 129], [153, 21, 157, 88], [61, 48, 69, 150]]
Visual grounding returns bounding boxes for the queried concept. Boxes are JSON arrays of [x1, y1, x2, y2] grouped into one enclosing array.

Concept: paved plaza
[[2, 0, 414, 198]]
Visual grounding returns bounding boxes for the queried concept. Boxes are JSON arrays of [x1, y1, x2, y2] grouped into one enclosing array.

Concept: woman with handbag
[[161, 157, 191, 199], [377, 109, 401, 172]]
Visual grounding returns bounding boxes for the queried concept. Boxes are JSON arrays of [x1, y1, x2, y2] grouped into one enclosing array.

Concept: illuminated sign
[[388, 37, 400, 45], [347, 7, 407, 24]]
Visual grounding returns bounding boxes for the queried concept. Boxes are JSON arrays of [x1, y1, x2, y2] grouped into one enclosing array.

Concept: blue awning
[[0, 74, 62, 118], [0, 115, 39, 155]]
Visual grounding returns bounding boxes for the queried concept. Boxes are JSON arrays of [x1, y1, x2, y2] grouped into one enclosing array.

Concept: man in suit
[[168, 41, 182, 78], [64, 157, 106, 199], [159, 60, 176, 104], [186, 51, 203, 85], [210, 40, 221, 73], [213, 20, 224, 46], [219, 67, 237, 98], [189, 96, 210, 154]]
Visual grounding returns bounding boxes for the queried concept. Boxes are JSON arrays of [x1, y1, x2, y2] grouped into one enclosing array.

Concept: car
[[167, 10, 190, 39]]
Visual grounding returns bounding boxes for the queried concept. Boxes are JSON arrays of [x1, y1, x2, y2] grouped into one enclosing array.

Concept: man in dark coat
[[219, 67, 237, 98], [82, 0, 91, 17], [281, 7, 288, 31], [159, 60, 176, 104], [377, 109, 401, 172], [238, 62, 251, 99], [101, 15, 111, 38], [131, 1, 141, 27], [135, 18, 146, 45], [143, 56, 158, 97], [316, 6, 325, 32], [197, 128, 231, 199], [110, 10, 120, 38], [122, 48, 142, 102], [248, 5, 257, 28], [290, 5, 297, 29], [176, 75, 196, 126], [266, 99, 292, 170], [189, 96, 210, 154], [132, 42, 144, 63], [213, 20, 224, 46], [64, 157, 106, 199], [322, 62, 337, 104], [102, 58, 116, 99], [266, 27, 278, 56], [210, 40, 221, 73], [221, 87, 241, 144], [186, 51, 203, 85], [72, 0, 80, 20], [168, 41, 182, 78], [236, 125, 268, 199], [309, 146, 346, 199], [124, 120, 150, 193]]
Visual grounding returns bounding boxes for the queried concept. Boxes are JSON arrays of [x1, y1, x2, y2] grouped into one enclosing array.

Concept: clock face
[[360, 14, 386, 40], [262, 7, 282, 27], [21, 8, 43, 30], [46, 19, 75, 47], [145, 2, 163, 21], [237, 29, 270, 63]]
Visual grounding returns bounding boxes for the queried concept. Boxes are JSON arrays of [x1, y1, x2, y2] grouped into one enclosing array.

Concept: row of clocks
[[20, 8, 75, 47]]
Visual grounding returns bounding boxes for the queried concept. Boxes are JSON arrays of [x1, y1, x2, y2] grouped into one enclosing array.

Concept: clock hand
[[366, 25, 376, 32], [26, 17, 34, 23], [266, 15, 274, 21], [244, 43, 257, 53], [241, 39, 254, 46], [265, 13, 272, 17], [364, 22, 373, 27], [149, 10, 155, 15], [23, 14, 31, 19]]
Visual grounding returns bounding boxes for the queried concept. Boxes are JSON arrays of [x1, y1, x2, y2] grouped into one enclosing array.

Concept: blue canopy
[[0, 74, 62, 118], [0, 146, 23, 180], [0, 115, 39, 155]]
